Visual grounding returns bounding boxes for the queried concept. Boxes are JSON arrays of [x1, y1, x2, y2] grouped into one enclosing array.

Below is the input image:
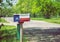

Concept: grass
[[1, 25, 16, 30], [0, 18, 7, 23], [0, 25, 27, 42], [31, 18, 60, 24]]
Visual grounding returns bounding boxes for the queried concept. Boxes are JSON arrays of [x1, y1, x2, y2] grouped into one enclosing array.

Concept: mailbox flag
[[14, 15, 20, 22]]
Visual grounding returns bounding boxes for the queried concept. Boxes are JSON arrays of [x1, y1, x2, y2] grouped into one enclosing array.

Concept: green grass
[[0, 18, 7, 23], [31, 18, 60, 24], [1, 25, 16, 30], [0, 25, 27, 42]]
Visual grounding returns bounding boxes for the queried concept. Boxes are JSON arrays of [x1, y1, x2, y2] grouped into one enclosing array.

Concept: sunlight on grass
[[0, 18, 7, 23], [1, 25, 16, 30], [0, 25, 27, 42], [31, 18, 60, 24]]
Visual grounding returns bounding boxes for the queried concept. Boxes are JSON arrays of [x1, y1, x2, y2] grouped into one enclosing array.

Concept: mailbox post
[[13, 14, 30, 42], [17, 23, 20, 39], [20, 23, 23, 42]]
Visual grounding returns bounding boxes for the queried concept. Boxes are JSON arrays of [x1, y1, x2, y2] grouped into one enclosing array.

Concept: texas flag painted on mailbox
[[19, 14, 30, 22], [14, 14, 20, 22], [13, 14, 30, 22]]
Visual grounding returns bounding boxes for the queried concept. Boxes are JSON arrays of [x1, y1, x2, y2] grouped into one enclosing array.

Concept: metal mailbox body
[[14, 14, 30, 22]]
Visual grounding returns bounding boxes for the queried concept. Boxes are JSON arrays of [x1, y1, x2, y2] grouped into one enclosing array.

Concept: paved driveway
[[4, 17, 60, 29], [1, 17, 60, 42]]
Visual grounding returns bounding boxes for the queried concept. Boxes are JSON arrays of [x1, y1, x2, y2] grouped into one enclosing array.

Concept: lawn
[[0, 25, 27, 42], [1, 25, 16, 30], [31, 18, 60, 24], [0, 18, 7, 23]]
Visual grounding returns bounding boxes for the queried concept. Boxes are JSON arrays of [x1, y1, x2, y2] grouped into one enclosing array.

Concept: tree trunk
[[44, 13, 51, 19], [33, 13, 36, 18]]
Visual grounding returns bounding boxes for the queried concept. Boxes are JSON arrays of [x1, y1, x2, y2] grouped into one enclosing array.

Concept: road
[[4, 17, 60, 29], [2, 17, 60, 42]]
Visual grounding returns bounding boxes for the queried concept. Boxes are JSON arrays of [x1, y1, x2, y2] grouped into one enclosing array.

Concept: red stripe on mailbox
[[21, 18, 30, 20], [20, 18, 30, 22]]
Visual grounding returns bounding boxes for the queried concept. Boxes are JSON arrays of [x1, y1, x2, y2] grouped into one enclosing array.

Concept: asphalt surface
[[4, 17, 60, 29], [1, 17, 60, 42]]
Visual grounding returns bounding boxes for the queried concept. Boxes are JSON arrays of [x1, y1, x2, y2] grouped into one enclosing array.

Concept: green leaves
[[1, 0, 60, 18], [0, 0, 15, 17], [13, 0, 60, 18]]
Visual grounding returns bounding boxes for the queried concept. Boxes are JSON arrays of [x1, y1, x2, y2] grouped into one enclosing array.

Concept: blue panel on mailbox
[[14, 15, 20, 22]]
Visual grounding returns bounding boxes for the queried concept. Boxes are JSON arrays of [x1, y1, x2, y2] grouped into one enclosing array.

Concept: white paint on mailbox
[[19, 14, 30, 18]]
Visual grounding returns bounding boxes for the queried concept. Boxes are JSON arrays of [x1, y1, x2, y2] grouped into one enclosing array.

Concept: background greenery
[[0, 0, 60, 42], [0, 0, 60, 18], [0, 25, 27, 42], [0, 18, 7, 23], [31, 18, 60, 24]]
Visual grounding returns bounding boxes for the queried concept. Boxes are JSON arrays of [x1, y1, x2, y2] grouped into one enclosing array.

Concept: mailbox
[[13, 14, 30, 40], [14, 14, 30, 22], [13, 14, 20, 22]]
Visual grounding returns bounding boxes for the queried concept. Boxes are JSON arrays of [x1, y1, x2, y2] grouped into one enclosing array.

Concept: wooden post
[[20, 23, 23, 42]]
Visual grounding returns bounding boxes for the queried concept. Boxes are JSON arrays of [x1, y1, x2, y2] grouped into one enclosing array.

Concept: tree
[[14, 0, 60, 18], [0, 0, 16, 17]]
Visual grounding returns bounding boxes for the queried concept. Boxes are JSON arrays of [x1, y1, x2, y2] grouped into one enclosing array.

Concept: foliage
[[31, 18, 60, 24], [1, 25, 16, 30], [0, 0, 60, 18], [0, 25, 27, 42], [0, 0, 15, 17], [0, 18, 7, 23], [13, 0, 60, 18], [0, 25, 16, 42]]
